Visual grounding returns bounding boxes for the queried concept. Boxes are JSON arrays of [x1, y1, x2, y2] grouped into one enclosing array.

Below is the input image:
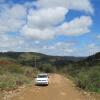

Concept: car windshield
[[38, 75, 48, 78]]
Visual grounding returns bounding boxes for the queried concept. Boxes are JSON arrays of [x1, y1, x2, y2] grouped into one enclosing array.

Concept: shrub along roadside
[[0, 74, 30, 90], [0, 65, 38, 91], [58, 64, 100, 93], [75, 66, 100, 92]]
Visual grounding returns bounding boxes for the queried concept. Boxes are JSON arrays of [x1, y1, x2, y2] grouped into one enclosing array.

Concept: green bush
[[39, 63, 55, 73], [75, 71, 89, 89], [0, 64, 38, 90], [86, 67, 100, 92], [76, 66, 100, 92], [9, 65, 24, 74], [0, 66, 4, 75], [0, 73, 32, 90], [0, 74, 17, 90]]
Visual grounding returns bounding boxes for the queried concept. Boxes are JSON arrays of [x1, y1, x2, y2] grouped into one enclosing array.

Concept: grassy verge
[[0, 62, 38, 91], [75, 66, 100, 93], [63, 66, 100, 93]]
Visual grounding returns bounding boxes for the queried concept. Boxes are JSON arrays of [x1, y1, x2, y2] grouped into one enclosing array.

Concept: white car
[[35, 73, 49, 86]]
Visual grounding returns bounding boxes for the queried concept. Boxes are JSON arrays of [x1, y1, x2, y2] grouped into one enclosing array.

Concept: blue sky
[[0, 0, 100, 56]]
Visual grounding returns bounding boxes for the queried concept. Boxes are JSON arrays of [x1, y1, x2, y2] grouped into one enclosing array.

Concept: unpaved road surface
[[2, 74, 100, 100]]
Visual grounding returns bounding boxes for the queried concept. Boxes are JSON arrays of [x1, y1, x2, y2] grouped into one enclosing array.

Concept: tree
[[39, 63, 55, 73]]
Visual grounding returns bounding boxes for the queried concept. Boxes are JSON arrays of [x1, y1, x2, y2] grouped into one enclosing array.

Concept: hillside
[[0, 51, 80, 91], [0, 52, 85, 69], [0, 52, 85, 61], [0, 51, 100, 93], [0, 58, 38, 91], [84, 52, 100, 66], [64, 52, 100, 92]]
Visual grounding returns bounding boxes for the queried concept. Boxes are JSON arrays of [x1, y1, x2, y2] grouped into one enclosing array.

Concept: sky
[[0, 0, 100, 56]]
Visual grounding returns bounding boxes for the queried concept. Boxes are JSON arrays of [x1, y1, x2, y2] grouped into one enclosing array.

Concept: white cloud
[[86, 43, 100, 55], [22, 16, 92, 40], [0, 1, 93, 41], [21, 7, 68, 40], [34, 40, 40, 44], [54, 42, 75, 50], [0, 34, 24, 48], [96, 35, 100, 39], [20, 0, 93, 40], [0, 0, 96, 56], [28, 7, 68, 29], [0, 4, 27, 34], [73, 43, 100, 56], [0, 0, 5, 3], [21, 25, 56, 40], [88, 43, 97, 49], [58, 16, 92, 36], [38, 0, 94, 13], [40, 41, 76, 56]]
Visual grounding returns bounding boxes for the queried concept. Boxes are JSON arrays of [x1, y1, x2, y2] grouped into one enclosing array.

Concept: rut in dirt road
[[6, 74, 99, 100]]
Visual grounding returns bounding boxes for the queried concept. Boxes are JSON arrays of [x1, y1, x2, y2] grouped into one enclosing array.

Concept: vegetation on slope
[[0, 59, 38, 90], [59, 53, 100, 92], [0, 52, 100, 93]]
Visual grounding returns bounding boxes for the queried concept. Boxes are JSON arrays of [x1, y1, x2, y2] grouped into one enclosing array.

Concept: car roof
[[38, 73, 48, 76]]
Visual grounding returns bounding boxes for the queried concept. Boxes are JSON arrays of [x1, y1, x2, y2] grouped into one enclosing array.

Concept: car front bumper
[[35, 81, 48, 85]]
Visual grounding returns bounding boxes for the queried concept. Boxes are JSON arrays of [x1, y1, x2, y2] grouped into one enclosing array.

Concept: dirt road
[[3, 74, 100, 100]]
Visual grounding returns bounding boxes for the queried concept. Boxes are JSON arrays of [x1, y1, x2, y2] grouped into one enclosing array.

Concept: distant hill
[[87, 52, 100, 60], [0, 52, 85, 61], [0, 52, 86, 70], [82, 52, 100, 66], [0, 51, 99, 68]]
